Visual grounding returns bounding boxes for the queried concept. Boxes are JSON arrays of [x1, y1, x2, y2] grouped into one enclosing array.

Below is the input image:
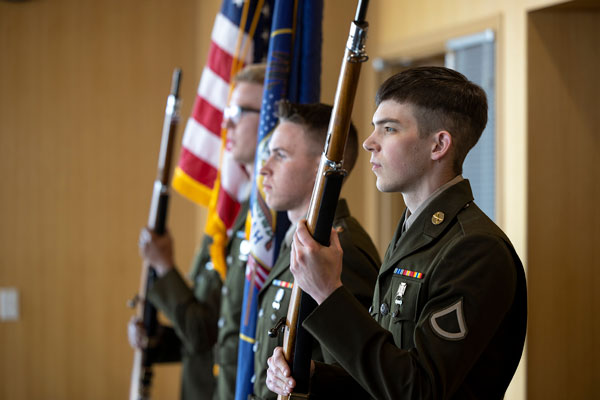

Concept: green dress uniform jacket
[[303, 180, 527, 400], [147, 201, 250, 400], [252, 199, 381, 400]]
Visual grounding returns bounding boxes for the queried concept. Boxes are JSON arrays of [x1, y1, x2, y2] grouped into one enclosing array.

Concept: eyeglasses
[[223, 104, 261, 125]]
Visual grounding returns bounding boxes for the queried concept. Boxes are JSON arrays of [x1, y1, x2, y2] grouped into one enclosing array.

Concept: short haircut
[[276, 100, 359, 175], [234, 63, 267, 86], [375, 66, 488, 174]]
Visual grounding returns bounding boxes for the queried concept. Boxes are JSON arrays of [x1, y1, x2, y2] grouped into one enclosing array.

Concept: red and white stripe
[[245, 256, 271, 289], [177, 10, 255, 228]]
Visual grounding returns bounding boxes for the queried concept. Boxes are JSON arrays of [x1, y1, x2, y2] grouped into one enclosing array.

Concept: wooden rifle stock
[[278, 2, 369, 398], [129, 68, 182, 400]]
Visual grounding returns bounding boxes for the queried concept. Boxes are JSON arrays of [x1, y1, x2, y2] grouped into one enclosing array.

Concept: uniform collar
[[382, 180, 474, 274], [259, 198, 350, 295], [188, 200, 250, 280], [335, 198, 350, 219], [404, 175, 463, 232]]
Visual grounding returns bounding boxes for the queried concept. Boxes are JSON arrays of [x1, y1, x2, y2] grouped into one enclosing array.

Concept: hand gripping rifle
[[129, 68, 182, 400], [275, 2, 369, 398]]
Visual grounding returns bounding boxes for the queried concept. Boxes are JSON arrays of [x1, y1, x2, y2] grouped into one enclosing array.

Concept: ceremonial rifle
[[129, 68, 182, 400], [275, 2, 369, 398]]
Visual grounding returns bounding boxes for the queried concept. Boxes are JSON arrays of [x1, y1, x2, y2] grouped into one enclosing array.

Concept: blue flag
[[235, 1, 323, 398]]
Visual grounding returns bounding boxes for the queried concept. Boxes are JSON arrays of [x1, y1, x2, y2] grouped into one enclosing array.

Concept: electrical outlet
[[0, 287, 19, 321]]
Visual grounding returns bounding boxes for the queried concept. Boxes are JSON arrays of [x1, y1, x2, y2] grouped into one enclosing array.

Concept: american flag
[[235, 1, 323, 398], [171, 0, 273, 281]]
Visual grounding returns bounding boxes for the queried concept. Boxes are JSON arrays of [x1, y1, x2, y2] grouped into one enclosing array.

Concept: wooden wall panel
[[527, 6, 600, 399], [0, 0, 204, 398], [0, 0, 380, 398]]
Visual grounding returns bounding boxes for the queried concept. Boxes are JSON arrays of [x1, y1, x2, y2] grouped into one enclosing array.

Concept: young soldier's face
[[260, 121, 319, 219], [223, 82, 263, 166], [364, 100, 432, 194]]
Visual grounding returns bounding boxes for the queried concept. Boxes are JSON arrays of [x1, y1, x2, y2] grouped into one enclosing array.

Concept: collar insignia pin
[[432, 211, 445, 225]]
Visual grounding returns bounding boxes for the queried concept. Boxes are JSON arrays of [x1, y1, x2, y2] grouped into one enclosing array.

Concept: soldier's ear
[[431, 130, 452, 161]]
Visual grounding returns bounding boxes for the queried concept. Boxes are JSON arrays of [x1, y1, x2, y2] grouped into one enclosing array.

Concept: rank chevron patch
[[429, 298, 468, 340]]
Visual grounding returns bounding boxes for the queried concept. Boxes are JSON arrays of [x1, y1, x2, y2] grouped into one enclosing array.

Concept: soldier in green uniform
[[251, 101, 381, 400], [266, 66, 527, 399], [130, 64, 266, 400]]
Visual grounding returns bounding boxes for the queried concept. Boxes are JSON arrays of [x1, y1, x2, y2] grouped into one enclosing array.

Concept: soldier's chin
[[376, 179, 393, 193], [264, 195, 274, 209], [231, 149, 243, 163], [264, 196, 283, 212]]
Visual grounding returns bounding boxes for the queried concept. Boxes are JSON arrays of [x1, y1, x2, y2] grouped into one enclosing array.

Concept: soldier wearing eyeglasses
[[131, 64, 266, 400]]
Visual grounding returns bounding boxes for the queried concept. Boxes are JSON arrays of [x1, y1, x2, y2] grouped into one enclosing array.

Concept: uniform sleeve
[[147, 242, 222, 354], [149, 325, 183, 363], [316, 221, 380, 365], [309, 361, 371, 399], [304, 234, 519, 399]]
